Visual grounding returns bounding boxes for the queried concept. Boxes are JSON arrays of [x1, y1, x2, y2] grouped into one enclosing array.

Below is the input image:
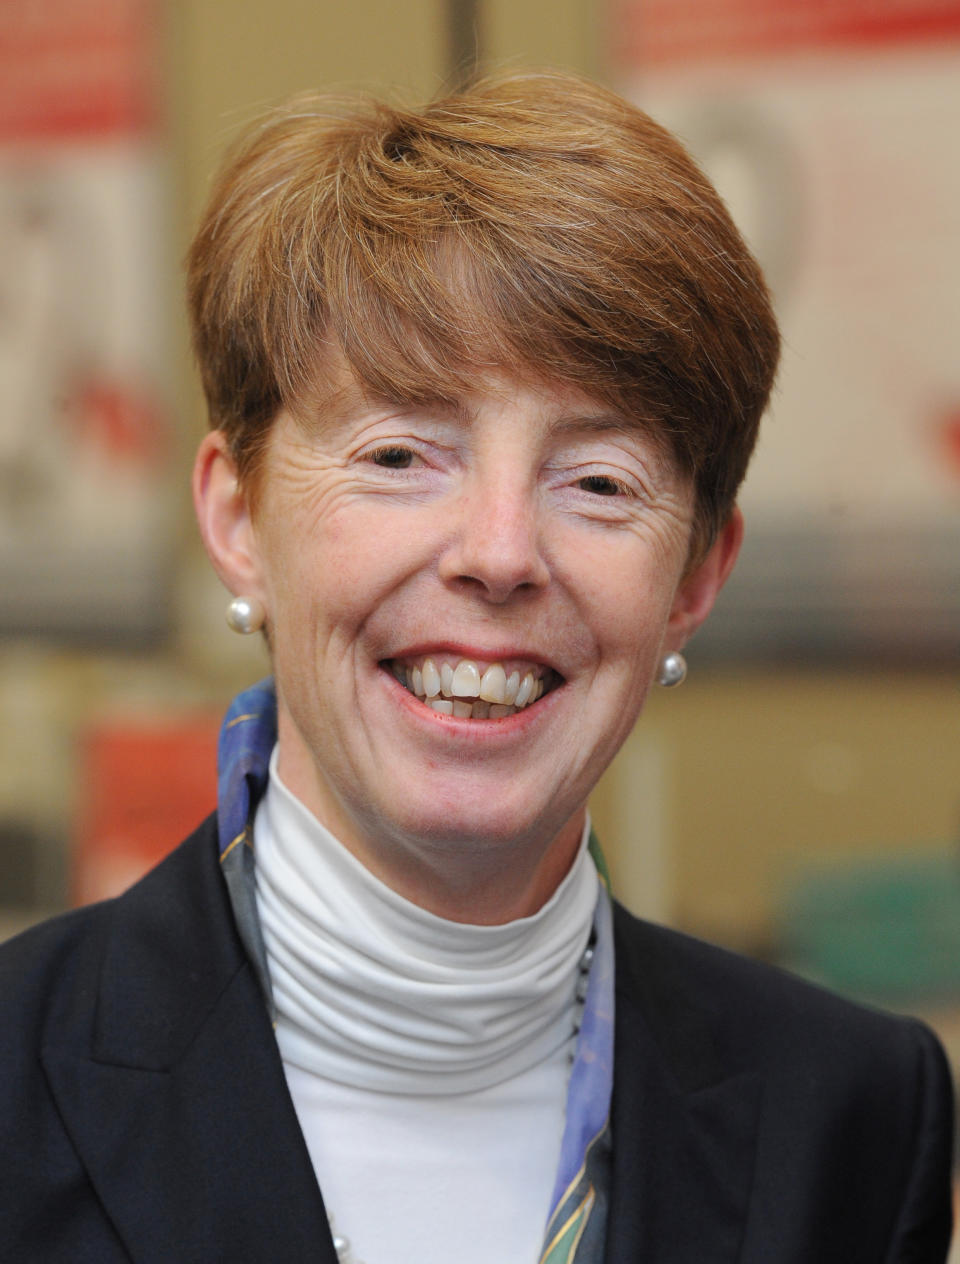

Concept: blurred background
[[0, 0, 958, 1092]]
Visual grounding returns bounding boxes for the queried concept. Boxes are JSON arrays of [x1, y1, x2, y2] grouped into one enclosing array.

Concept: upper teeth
[[393, 656, 546, 717]]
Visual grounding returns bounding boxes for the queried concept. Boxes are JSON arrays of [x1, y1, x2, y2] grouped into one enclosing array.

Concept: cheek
[[563, 537, 679, 661], [265, 500, 433, 649], [260, 495, 358, 600]]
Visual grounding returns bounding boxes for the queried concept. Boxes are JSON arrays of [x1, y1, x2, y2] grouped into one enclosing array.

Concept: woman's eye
[[370, 446, 416, 469], [577, 474, 626, 496]]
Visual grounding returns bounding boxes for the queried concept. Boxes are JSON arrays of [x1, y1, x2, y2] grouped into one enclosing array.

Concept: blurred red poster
[[73, 716, 220, 906], [0, 0, 161, 141], [615, 0, 960, 69], [0, 0, 172, 641]]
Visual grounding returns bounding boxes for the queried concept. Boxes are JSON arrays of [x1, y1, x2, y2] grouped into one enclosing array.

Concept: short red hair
[[187, 69, 780, 559]]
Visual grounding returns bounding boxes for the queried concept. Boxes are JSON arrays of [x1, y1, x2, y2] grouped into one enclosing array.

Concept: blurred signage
[[615, 0, 960, 660], [73, 713, 219, 905], [617, 0, 960, 66], [0, 0, 172, 643], [0, 0, 161, 140]]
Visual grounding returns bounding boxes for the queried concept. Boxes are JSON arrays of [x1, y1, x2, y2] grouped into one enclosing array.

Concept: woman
[[0, 71, 952, 1263]]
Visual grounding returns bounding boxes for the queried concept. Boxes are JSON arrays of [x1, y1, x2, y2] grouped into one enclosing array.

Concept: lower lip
[[380, 668, 559, 739]]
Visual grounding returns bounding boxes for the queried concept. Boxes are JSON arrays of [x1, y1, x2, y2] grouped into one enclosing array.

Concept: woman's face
[[198, 368, 738, 919]]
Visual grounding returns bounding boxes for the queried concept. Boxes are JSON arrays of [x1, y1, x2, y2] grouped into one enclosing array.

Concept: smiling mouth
[[385, 655, 562, 719]]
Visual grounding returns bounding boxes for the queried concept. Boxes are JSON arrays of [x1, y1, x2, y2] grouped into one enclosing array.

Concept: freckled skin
[[196, 372, 739, 923]]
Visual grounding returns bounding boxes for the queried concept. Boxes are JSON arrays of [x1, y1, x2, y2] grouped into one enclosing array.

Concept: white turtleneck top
[[253, 748, 599, 1264]]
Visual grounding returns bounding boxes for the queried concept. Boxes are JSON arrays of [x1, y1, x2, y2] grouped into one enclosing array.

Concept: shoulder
[[0, 814, 268, 1258], [610, 903, 954, 1258], [0, 814, 225, 1056], [611, 899, 949, 1086], [611, 901, 954, 1214]]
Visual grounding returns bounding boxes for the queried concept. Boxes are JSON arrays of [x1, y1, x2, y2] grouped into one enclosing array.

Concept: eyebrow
[[548, 410, 656, 439], [403, 401, 656, 438], [312, 385, 458, 427]]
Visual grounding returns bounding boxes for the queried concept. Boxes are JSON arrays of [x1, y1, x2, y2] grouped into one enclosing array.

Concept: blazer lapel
[[605, 909, 762, 1264], [40, 819, 338, 1264]]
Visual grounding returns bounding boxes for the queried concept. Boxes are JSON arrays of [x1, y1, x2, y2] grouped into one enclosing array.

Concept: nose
[[438, 471, 550, 603]]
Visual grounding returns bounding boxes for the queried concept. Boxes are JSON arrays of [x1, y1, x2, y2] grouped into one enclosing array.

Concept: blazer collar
[[604, 905, 762, 1264], [40, 816, 338, 1264]]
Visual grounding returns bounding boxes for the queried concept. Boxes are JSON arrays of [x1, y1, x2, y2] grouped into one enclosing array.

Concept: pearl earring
[[657, 650, 687, 687], [225, 595, 265, 635]]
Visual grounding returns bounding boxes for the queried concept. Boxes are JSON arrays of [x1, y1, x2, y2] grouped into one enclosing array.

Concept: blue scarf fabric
[[215, 678, 614, 1263]]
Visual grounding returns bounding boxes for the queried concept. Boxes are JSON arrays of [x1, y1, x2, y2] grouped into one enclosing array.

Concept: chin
[[375, 793, 552, 853]]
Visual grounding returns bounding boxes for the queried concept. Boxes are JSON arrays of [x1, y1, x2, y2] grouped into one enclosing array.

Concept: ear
[[664, 507, 744, 650], [192, 431, 266, 602]]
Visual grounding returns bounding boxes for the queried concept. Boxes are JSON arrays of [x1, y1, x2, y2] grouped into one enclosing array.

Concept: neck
[[274, 736, 587, 925]]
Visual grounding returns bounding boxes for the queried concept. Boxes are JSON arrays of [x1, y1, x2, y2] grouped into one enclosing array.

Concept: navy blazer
[[0, 814, 953, 1262]]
